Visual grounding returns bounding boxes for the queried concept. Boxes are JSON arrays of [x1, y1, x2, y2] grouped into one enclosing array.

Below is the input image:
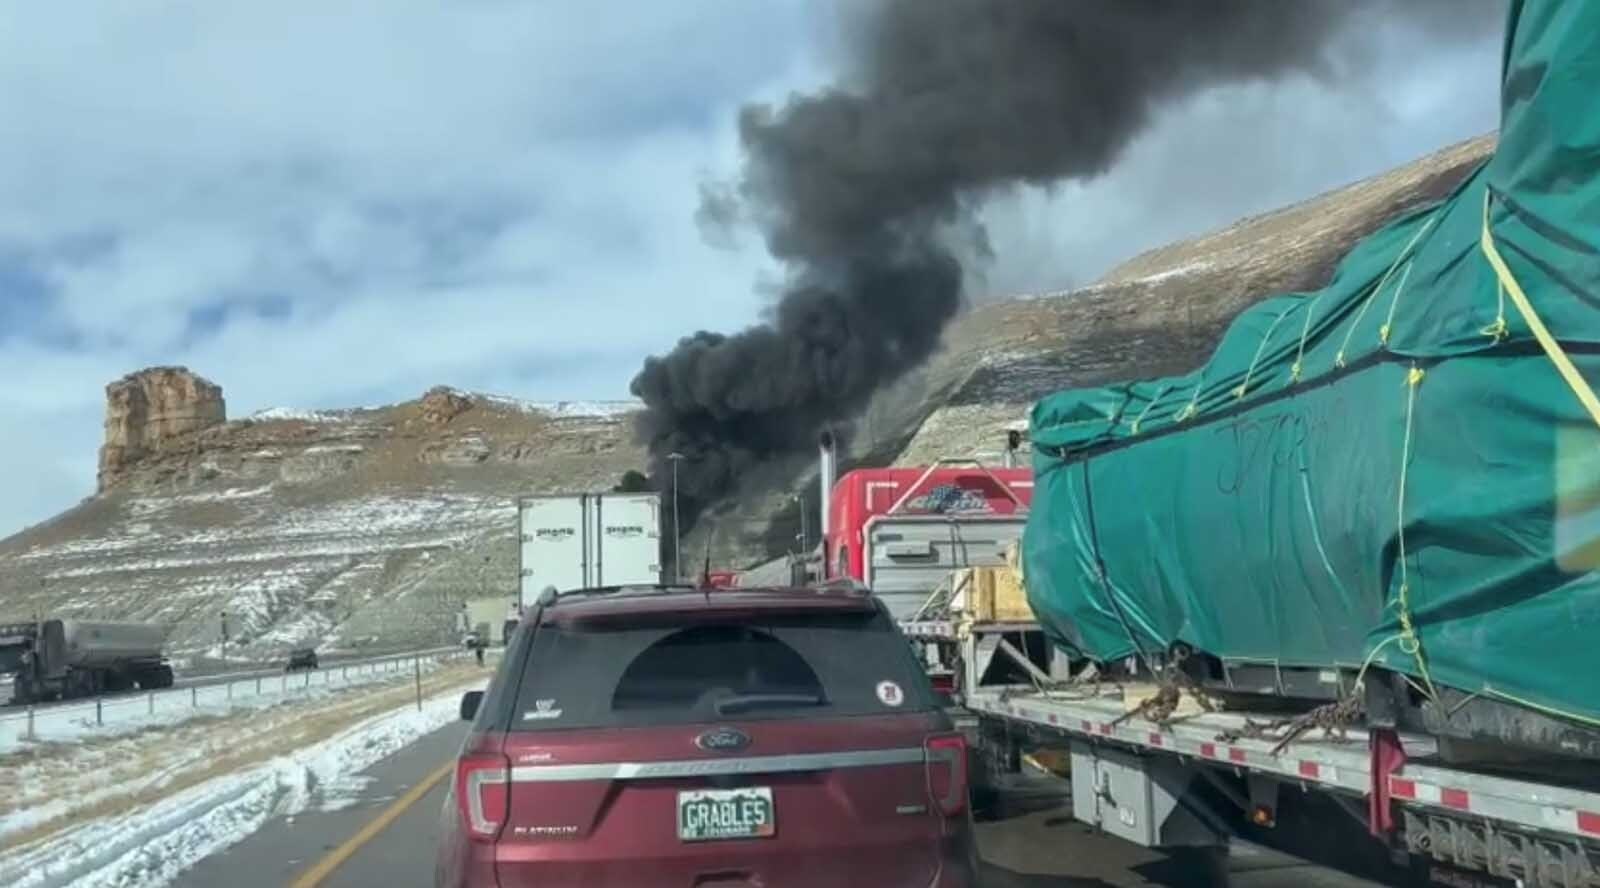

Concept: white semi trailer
[[0, 618, 175, 705], [516, 492, 663, 609]]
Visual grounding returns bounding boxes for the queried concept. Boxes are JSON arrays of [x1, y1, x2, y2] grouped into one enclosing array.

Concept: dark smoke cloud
[[632, 0, 1504, 527]]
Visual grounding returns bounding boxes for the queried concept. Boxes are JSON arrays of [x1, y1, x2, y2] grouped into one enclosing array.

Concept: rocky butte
[[97, 367, 227, 492], [0, 133, 1495, 663]]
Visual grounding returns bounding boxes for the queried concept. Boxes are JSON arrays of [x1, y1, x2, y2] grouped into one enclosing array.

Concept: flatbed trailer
[[900, 610, 1600, 887]]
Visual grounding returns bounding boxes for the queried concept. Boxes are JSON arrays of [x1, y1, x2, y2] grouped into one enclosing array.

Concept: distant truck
[[815, 431, 1033, 620], [458, 597, 512, 647], [0, 618, 175, 705], [283, 647, 319, 672], [516, 492, 662, 609]]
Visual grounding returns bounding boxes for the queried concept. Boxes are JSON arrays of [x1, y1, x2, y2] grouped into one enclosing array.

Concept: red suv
[[435, 583, 978, 888]]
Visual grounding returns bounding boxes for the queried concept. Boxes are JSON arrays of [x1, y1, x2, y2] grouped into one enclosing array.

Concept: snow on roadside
[[0, 657, 449, 754], [0, 683, 478, 888]]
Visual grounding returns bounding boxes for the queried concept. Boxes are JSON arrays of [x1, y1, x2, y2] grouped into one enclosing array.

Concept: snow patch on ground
[[22, 495, 510, 575], [248, 407, 344, 422], [1128, 257, 1217, 286], [302, 443, 365, 454], [477, 392, 641, 418], [0, 688, 471, 888]]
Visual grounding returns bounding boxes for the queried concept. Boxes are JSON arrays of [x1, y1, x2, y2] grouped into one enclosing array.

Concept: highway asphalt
[[173, 722, 1400, 888]]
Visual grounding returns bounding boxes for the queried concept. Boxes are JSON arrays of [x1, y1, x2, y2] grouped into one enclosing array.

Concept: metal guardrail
[[0, 646, 464, 747]]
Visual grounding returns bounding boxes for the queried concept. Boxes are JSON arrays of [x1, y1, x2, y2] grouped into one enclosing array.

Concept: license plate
[[676, 787, 775, 841]]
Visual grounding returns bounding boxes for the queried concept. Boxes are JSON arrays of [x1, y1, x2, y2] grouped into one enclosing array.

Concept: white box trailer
[[517, 493, 662, 608]]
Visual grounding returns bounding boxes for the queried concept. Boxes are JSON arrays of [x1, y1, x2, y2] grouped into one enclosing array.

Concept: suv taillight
[[455, 751, 510, 842], [923, 733, 968, 817]]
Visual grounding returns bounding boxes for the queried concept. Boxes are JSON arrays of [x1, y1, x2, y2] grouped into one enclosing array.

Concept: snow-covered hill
[[0, 388, 645, 660]]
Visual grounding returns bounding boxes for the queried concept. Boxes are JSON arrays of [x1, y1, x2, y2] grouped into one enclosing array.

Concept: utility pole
[[668, 452, 685, 580], [793, 492, 808, 555]]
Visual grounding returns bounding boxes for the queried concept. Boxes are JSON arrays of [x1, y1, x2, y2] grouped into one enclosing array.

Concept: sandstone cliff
[[97, 367, 226, 492]]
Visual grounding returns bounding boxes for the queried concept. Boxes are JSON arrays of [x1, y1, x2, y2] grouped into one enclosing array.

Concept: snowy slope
[[0, 390, 645, 659]]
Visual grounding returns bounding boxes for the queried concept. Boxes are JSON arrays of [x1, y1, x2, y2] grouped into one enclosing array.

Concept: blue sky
[[0, 2, 1502, 537]]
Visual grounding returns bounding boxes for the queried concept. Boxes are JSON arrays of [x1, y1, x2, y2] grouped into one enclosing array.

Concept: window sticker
[[523, 698, 564, 721], [875, 680, 904, 707]]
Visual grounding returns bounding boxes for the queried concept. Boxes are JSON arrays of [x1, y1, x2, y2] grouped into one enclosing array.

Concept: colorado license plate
[[676, 787, 775, 841]]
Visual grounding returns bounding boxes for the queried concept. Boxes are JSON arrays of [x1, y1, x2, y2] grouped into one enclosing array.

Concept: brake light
[[455, 751, 510, 842], [923, 734, 968, 817]]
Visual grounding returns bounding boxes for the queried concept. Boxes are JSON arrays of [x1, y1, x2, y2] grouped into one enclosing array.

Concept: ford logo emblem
[[695, 727, 751, 753]]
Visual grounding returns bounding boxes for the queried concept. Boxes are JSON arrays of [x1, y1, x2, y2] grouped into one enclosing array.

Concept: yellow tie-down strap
[[1480, 192, 1600, 430]]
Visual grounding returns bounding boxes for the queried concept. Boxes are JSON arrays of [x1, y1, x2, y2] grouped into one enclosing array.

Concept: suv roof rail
[[811, 577, 871, 596], [536, 583, 702, 607]]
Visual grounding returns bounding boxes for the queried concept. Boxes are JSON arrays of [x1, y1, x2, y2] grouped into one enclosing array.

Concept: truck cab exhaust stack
[[818, 429, 837, 540]]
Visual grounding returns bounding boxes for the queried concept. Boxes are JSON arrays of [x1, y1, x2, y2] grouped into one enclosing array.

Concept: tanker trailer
[[1, 618, 174, 705]]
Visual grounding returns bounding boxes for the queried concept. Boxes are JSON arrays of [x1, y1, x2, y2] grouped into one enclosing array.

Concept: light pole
[[668, 452, 685, 580], [793, 492, 808, 555]]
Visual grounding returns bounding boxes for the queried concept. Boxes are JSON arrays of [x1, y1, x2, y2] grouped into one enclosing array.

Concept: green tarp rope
[[1024, 0, 1600, 729]]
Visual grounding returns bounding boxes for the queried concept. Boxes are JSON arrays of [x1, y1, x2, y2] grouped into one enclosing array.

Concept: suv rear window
[[502, 609, 932, 731]]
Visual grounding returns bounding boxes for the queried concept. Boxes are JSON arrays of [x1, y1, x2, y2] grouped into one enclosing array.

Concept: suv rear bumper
[[441, 832, 980, 888]]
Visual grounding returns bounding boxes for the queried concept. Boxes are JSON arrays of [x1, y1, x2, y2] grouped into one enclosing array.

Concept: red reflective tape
[[1099, 723, 1112, 736], [1149, 733, 1164, 747], [1081, 720, 1094, 733], [1441, 788, 1470, 810], [1298, 761, 1320, 779], [1391, 778, 1417, 799], [1200, 742, 1218, 758], [1229, 748, 1247, 764], [1048, 714, 1058, 725], [1579, 811, 1600, 836]]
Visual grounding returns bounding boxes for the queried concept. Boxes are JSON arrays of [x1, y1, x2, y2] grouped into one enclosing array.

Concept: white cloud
[[0, 1, 1504, 537]]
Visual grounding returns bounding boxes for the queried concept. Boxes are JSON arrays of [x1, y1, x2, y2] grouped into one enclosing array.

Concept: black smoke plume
[[632, 0, 1502, 528]]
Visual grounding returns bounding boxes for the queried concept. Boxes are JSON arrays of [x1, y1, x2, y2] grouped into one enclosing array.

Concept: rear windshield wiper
[[712, 693, 826, 715]]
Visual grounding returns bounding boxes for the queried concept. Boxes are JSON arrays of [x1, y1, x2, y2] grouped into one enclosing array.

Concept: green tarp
[[1023, 0, 1600, 729]]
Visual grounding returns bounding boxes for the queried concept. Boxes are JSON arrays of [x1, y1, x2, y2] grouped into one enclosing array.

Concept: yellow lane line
[[288, 759, 456, 888]]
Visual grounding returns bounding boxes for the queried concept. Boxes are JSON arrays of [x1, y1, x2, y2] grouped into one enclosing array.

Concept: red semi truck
[[813, 431, 1032, 621]]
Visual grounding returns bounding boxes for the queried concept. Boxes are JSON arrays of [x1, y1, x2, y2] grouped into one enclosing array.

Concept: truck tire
[[136, 664, 174, 690]]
